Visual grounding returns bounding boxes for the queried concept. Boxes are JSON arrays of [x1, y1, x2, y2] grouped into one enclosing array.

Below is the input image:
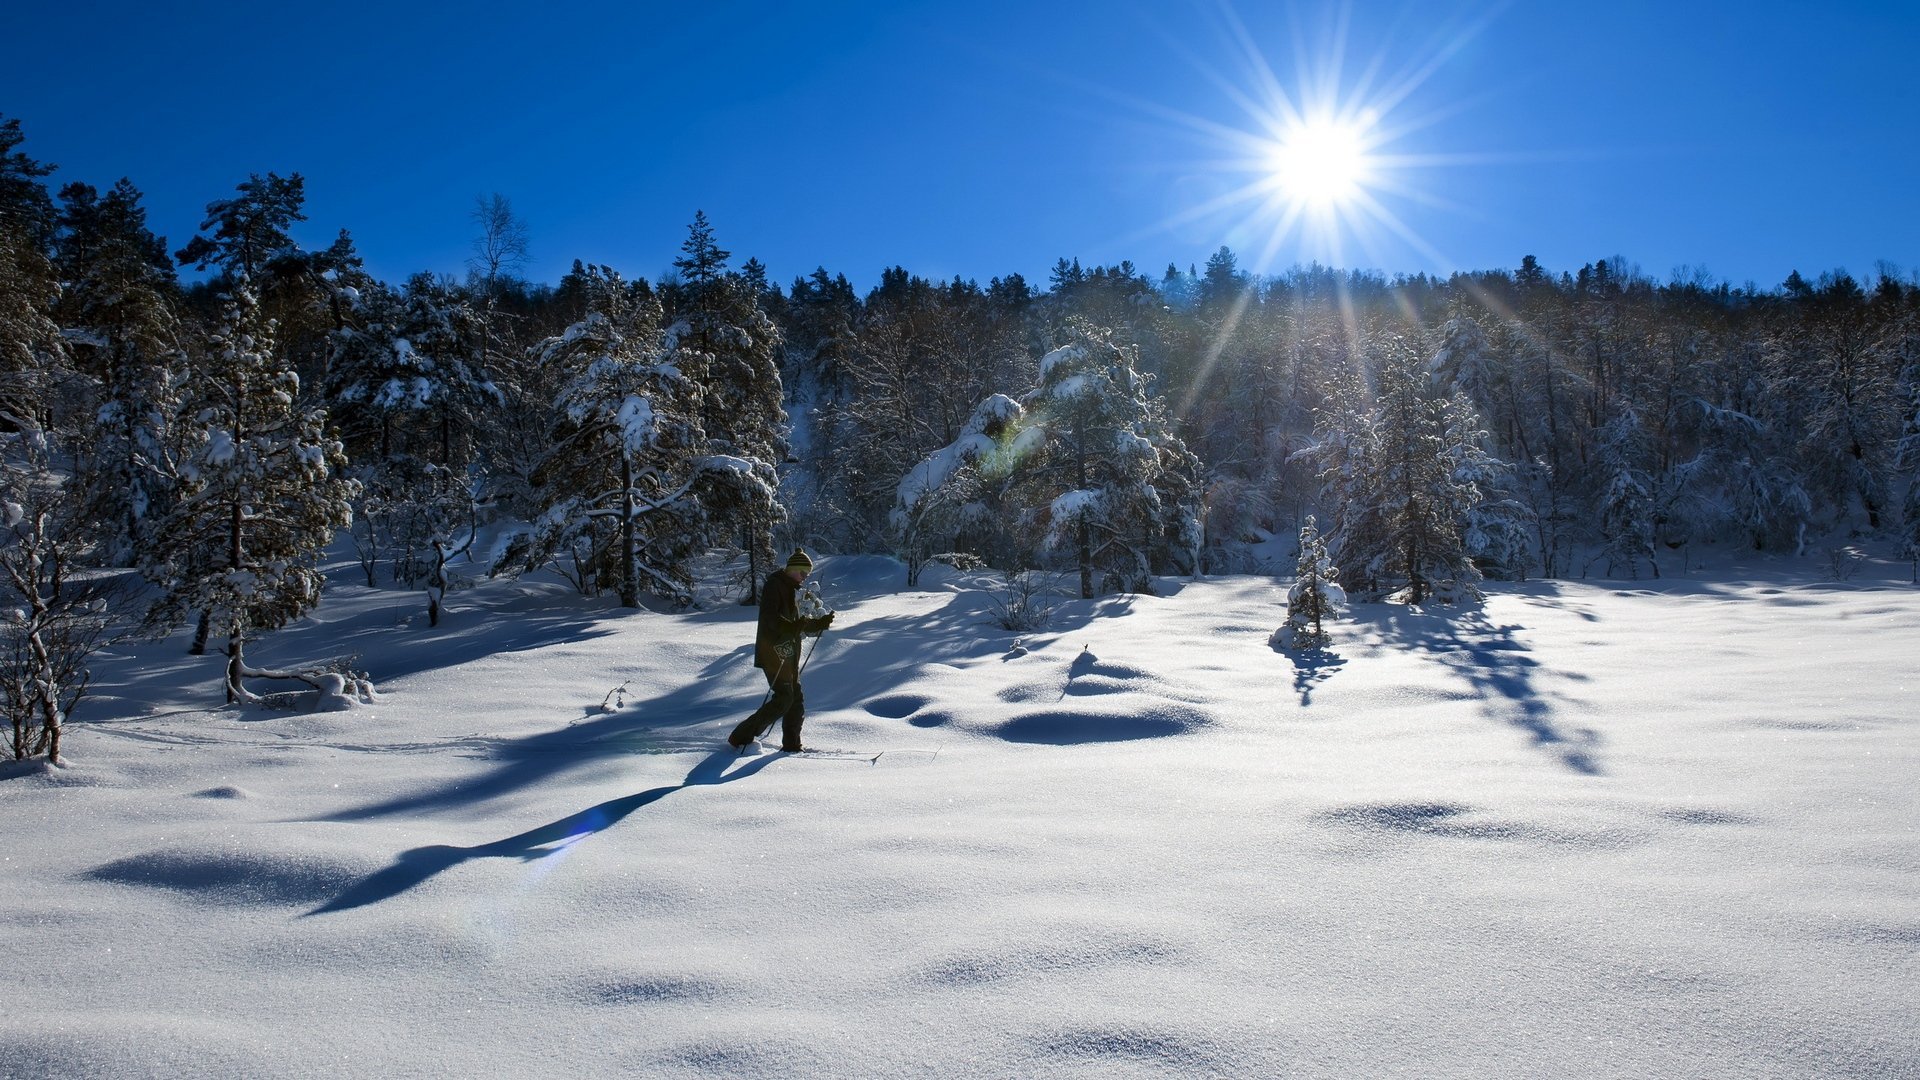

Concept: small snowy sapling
[[1273, 516, 1344, 651]]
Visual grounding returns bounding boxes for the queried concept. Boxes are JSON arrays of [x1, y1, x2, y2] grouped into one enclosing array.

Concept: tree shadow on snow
[[313, 657, 762, 822], [306, 750, 778, 915], [1357, 604, 1604, 776], [1285, 648, 1347, 705]]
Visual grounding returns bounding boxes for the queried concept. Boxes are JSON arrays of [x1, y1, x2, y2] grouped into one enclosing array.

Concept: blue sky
[[8, 1, 1918, 292]]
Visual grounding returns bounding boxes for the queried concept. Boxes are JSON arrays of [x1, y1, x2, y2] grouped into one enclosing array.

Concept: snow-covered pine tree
[[1445, 392, 1533, 580], [1383, 338, 1484, 602], [174, 172, 307, 285], [891, 393, 1023, 586], [1304, 366, 1388, 597], [499, 266, 774, 607], [143, 284, 357, 702], [175, 173, 344, 385], [1593, 405, 1658, 578], [1013, 318, 1198, 598], [53, 178, 183, 564], [1893, 315, 1920, 579], [1332, 333, 1483, 604], [325, 273, 497, 614], [1428, 300, 1498, 413], [777, 268, 864, 552], [1272, 514, 1342, 650], [0, 116, 65, 442], [664, 212, 786, 598]]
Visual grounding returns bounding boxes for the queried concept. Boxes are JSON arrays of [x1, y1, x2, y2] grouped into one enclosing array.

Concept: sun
[[1267, 116, 1375, 211], [1112, 4, 1501, 278]]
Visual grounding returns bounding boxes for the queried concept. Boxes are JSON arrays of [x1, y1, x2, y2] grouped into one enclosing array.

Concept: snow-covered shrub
[[990, 570, 1055, 632], [1, 469, 119, 763], [1824, 545, 1865, 582]]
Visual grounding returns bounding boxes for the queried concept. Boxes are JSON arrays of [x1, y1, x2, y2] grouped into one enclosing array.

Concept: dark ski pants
[[730, 665, 804, 750]]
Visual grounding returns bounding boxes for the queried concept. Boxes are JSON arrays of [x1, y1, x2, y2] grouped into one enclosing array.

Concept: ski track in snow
[[4, 552, 1919, 1077]]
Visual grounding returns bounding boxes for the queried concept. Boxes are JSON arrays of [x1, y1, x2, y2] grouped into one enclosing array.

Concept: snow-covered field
[[4, 552, 1918, 1078]]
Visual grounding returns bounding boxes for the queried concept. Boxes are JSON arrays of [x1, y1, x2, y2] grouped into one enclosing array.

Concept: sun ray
[[1135, 2, 1515, 278]]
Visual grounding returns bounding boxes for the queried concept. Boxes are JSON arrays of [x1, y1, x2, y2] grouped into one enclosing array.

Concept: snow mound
[[570, 972, 732, 1006], [190, 785, 252, 800], [0, 1016, 262, 1080], [861, 693, 927, 718], [86, 847, 370, 908], [993, 705, 1210, 744]]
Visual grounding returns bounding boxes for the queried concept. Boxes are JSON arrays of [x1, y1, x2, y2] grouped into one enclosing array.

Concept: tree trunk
[[226, 633, 245, 704], [428, 541, 447, 627], [745, 516, 762, 604], [619, 454, 638, 607], [191, 609, 212, 655]]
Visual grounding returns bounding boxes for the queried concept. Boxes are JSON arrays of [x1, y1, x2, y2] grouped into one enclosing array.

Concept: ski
[[785, 748, 882, 762]]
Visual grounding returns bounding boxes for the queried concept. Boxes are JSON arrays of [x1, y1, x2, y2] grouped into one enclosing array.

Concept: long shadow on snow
[[78, 582, 640, 718], [794, 589, 1015, 707], [798, 587, 1146, 713], [308, 750, 777, 914], [315, 652, 758, 822], [1355, 603, 1603, 776]]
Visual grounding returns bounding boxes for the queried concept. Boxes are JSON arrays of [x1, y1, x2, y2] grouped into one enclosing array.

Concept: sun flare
[[1268, 117, 1373, 210], [1125, 4, 1498, 277]]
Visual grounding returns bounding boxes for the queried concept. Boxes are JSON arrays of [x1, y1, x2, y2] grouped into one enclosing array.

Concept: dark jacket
[[754, 571, 827, 672]]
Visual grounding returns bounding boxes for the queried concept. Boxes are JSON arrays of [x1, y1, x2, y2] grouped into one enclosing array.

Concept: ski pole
[[798, 624, 827, 678]]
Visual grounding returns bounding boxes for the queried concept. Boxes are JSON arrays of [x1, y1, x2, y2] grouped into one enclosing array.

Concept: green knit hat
[[785, 548, 814, 574]]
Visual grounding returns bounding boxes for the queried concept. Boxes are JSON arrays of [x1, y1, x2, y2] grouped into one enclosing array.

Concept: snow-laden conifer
[[0, 116, 65, 442], [142, 285, 357, 702], [1593, 406, 1659, 578], [1309, 335, 1489, 603], [664, 213, 786, 597], [497, 266, 774, 607], [54, 178, 183, 565], [1017, 320, 1199, 595], [1272, 514, 1343, 651], [891, 394, 1021, 586]]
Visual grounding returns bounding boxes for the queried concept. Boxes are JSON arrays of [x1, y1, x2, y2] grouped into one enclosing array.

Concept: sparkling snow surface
[[4, 554, 1918, 1078]]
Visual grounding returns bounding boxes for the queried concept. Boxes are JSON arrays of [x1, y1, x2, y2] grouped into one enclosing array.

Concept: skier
[[728, 548, 835, 752]]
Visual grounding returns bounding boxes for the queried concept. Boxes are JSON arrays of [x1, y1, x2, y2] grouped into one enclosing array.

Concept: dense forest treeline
[[5, 113, 1920, 749]]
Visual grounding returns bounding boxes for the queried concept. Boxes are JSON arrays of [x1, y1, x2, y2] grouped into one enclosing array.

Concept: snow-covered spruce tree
[[1303, 366, 1389, 597], [1323, 334, 1484, 604], [776, 268, 865, 551], [1767, 274, 1903, 533], [892, 393, 1024, 587], [327, 273, 498, 610], [1272, 514, 1343, 651], [663, 212, 786, 598], [1894, 322, 1920, 579], [1446, 393, 1533, 580], [1692, 391, 1813, 552], [498, 266, 774, 607], [53, 178, 183, 565], [1593, 405, 1658, 578], [142, 285, 357, 702], [1010, 319, 1201, 598]]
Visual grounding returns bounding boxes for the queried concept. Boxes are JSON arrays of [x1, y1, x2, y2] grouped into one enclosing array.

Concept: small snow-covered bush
[[990, 570, 1055, 632], [1824, 544, 1865, 582], [1, 479, 120, 763]]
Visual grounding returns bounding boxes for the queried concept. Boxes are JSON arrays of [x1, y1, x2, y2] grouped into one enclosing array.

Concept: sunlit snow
[[3, 548, 1916, 1077]]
